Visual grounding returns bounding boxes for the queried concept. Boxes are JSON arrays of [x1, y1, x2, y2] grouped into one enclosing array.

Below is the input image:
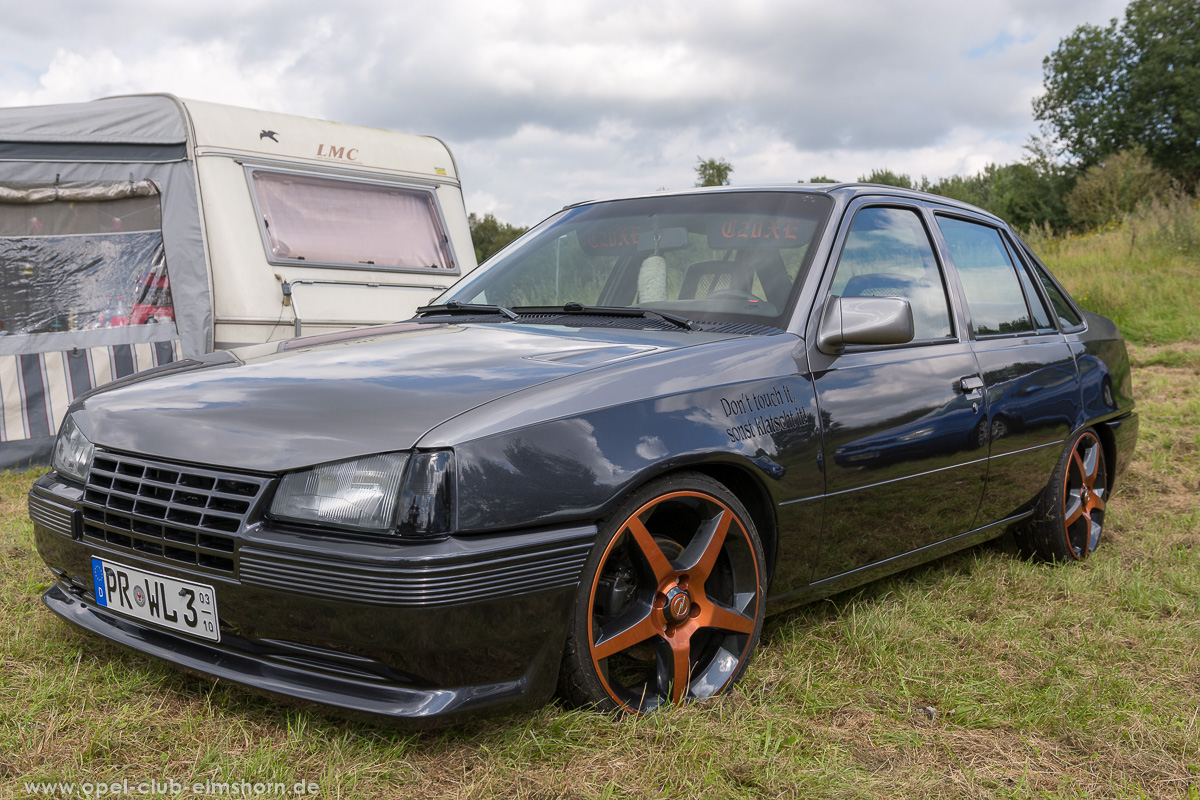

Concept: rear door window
[[936, 216, 1036, 337]]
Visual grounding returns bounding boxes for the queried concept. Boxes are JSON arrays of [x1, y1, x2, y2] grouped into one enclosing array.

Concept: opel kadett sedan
[[30, 184, 1138, 722]]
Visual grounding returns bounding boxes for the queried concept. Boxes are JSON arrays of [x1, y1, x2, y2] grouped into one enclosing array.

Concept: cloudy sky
[[1, 0, 1129, 226]]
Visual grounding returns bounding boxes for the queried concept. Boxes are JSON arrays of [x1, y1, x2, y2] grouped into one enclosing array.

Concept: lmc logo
[[316, 144, 359, 161]]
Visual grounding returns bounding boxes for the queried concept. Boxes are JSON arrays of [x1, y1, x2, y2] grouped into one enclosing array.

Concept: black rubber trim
[[0, 142, 187, 162]]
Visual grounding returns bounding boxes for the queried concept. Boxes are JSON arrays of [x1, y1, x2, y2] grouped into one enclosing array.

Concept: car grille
[[28, 491, 76, 538], [80, 453, 270, 574]]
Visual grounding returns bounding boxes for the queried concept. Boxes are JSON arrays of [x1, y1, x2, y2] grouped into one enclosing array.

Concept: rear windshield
[[440, 191, 832, 329]]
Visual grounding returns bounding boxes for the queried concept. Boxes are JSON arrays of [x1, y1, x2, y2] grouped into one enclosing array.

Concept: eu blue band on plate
[[91, 557, 108, 606]]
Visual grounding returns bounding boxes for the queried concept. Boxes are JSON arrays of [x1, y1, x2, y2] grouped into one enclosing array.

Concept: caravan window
[[249, 169, 457, 273], [0, 181, 175, 336]]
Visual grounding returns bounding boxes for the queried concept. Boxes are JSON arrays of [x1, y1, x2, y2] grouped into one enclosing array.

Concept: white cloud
[[0, 0, 1131, 225]]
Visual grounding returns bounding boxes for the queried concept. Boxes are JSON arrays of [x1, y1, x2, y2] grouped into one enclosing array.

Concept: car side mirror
[[817, 296, 915, 354]]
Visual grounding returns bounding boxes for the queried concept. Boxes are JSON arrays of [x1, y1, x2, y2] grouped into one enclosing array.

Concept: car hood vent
[[524, 345, 659, 366]]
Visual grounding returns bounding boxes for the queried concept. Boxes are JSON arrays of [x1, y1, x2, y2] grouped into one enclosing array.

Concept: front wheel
[[1019, 427, 1109, 561], [559, 473, 766, 714]]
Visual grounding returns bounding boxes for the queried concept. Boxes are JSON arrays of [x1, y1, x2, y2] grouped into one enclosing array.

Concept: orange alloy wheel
[[1016, 427, 1111, 563], [574, 478, 765, 713], [1061, 430, 1108, 560]]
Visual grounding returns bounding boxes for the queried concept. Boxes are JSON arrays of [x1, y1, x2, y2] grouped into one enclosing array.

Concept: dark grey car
[[30, 184, 1138, 722]]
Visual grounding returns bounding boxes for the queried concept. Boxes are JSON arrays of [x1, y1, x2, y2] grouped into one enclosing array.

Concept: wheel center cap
[[664, 586, 692, 623]]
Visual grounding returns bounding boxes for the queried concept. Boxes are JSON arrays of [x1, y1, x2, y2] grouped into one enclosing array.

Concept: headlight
[[270, 454, 409, 533], [53, 417, 95, 482], [269, 451, 455, 536]]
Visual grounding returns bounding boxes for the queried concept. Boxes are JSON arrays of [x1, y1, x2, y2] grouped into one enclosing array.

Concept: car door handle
[[960, 376, 985, 393]]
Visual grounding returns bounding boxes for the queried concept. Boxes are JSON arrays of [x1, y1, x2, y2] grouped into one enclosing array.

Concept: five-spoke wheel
[[1019, 428, 1109, 562], [1060, 429, 1108, 560], [559, 473, 765, 713]]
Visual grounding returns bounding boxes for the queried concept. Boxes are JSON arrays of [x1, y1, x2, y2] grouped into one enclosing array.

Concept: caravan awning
[[0, 179, 158, 205]]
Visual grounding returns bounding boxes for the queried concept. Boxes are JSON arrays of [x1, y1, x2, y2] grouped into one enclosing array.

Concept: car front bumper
[[30, 472, 597, 723]]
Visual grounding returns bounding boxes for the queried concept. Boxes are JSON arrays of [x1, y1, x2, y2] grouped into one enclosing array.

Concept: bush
[[1066, 147, 1174, 229], [1126, 188, 1200, 259], [469, 213, 529, 264]]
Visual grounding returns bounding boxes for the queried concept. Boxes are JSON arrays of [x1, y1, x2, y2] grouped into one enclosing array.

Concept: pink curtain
[[252, 171, 453, 270]]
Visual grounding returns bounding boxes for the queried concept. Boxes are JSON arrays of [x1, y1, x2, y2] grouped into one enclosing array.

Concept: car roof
[[559, 182, 1006, 226]]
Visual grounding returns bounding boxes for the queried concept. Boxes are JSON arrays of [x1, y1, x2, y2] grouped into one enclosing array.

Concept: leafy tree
[[919, 140, 1075, 232], [987, 162, 1074, 232], [695, 157, 733, 187], [468, 213, 529, 264], [921, 172, 991, 208], [1065, 146, 1175, 229], [1035, 0, 1200, 185], [858, 168, 913, 189], [995, 138, 1076, 231], [805, 175, 839, 184]]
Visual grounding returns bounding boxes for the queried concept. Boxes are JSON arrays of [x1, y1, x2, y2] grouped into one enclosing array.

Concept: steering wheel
[[707, 289, 762, 304]]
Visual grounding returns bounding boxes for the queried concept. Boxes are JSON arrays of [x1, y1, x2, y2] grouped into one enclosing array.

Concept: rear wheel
[[1020, 428, 1108, 561], [559, 473, 766, 713]]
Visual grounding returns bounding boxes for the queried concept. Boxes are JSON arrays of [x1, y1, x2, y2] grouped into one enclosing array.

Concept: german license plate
[[90, 557, 220, 642]]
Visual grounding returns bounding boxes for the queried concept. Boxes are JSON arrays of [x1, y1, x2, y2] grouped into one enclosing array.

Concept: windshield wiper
[[516, 303, 694, 331], [415, 301, 519, 321]]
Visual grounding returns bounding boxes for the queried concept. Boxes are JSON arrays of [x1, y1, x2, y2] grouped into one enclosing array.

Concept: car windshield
[[437, 191, 832, 329]]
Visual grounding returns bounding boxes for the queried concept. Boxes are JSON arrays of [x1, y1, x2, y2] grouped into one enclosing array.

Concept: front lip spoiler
[[42, 583, 554, 726]]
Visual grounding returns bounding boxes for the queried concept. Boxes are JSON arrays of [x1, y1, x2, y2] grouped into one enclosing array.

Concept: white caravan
[[0, 94, 477, 468]]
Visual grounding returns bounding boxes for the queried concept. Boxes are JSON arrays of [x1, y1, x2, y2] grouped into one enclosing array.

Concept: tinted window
[[830, 206, 952, 340], [1030, 259, 1084, 329], [936, 216, 1033, 336], [1012, 250, 1055, 330], [445, 192, 831, 329], [249, 169, 456, 273]]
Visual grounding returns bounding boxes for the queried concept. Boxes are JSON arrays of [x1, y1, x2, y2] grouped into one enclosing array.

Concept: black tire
[[559, 472, 767, 714], [972, 415, 990, 450], [1019, 427, 1109, 562]]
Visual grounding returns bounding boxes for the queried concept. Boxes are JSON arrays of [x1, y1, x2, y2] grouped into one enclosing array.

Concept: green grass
[[1026, 192, 1200, 346]]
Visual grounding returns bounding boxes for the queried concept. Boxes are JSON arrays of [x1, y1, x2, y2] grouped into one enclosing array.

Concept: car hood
[[73, 322, 734, 472]]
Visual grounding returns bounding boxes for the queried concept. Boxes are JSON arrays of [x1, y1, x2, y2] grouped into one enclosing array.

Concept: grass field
[[1026, 192, 1200, 347], [3, 211, 1198, 799]]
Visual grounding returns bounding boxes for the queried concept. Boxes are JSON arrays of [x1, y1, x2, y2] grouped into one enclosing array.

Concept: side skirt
[[764, 510, 1033, 615]]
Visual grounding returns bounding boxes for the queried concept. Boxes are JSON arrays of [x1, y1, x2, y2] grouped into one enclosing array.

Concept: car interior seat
[[679, 260, 751, 299], [841, 272, 917, 297], [737, 249, 791, 306]]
